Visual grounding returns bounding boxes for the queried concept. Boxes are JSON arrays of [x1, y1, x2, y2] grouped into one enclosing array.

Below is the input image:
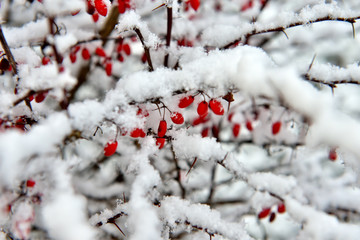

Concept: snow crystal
[[18, 64, 77, 91], [160, 196, 252, 240], [42, 0, 84, 16], [68, 100, 106, 131], [3, 19, 49, 48], [42, 192, 97, 240], [0, 112, 71, 186], [54, 33, 78, 54], [172, 129, 226, 161], [248, 172, 297, 196], [116, 11, 161, 49]]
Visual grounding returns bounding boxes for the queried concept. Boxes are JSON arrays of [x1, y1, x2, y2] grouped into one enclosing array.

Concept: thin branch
[[99, 6, 120, 42], [48, 18, 63, 66], [134, 28, 154, 72], [303, 73, 360, 87], [164, 6, 173, 67], [206, 165, 217, 205], [171, 143, 186, 199], [222, 15, 360, 49], [0, 25, 17, 75]]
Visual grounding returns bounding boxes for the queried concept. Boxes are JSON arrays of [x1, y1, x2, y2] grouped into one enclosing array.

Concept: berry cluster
[[258, 203, 286, 223], [87, 0, 109, 22], [118, 0, 131, 14]]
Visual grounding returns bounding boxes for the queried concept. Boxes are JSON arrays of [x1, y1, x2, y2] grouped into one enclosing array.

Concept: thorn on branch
[[108, 221, 126, 237], [152, 3, 166, 11], [281, 29, 289, 40], [308, 54, 317, 72], [93, 126, 103, 136], [186, 157, 198, 176]]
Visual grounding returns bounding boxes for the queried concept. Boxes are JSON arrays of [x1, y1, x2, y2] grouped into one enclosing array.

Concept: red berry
[[26, 179, 36, 188], [0, 58, 10, 70], [209, 99, 224, 115], [81, 48, 91, 60], [92, 12, 99, 22], [170, 112, 184, 125], [197, 101, 208, 118], [35, 92, 47, 103], [118, 1, 126, 14], [258, 207, 271, 219], [190, 0, 200, 11], [117, 53, 124, 62], [94, 0, 108, 16], [232, 123, 241, 137], [136, 108, 149, 117], [28, 95, 34, 102], [42, 56, 51, 65], [141, 52, 147, 63], [192, 116, 209, 126], [87, 0, 96, 15], [6, 204, 11, 213], [69, 52, 77, 63], [130, 128, 146, 138], [246, 120, 253, 131], [329, 148, 337, 161], [105, 61, 112, 76], [73, 46, 81, 53], [95, 47, 107, 57], [104, 140, 118, 157], [241, 0, 253, 11], [116, 43, 123, 53], [201, 128, 209, 137], [156, 138, 166, 149], [277, 203, 286, 213], [272, 121, 281, 135], [269, 212, 276, 222], [178, 96, 194, 108], [123, 43, 131, 56], [158, 120, 167, 137], [228, 112, 234, 122]]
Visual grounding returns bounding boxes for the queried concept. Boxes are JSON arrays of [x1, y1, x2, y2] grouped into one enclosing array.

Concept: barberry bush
[[1, 0, 360, 239]]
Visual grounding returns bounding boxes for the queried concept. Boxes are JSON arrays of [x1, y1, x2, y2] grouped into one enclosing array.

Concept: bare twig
[[303, 73, 360, 88], [48, 18, 63, 66], [222, 15, 360, 49], [0, 25, 17, 75], [206, 165, 217, 205], [134, 28, 154, 72], [171, 143, 186, 198], [164, 6, 173, 67]]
